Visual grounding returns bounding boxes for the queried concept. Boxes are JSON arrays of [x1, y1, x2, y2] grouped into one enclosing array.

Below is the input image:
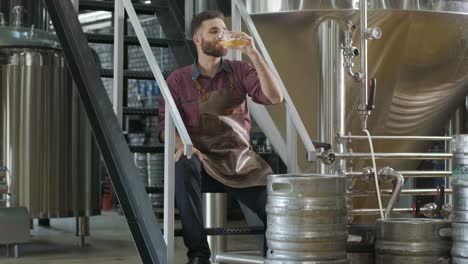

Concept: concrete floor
[[0, 210, 260, 264]]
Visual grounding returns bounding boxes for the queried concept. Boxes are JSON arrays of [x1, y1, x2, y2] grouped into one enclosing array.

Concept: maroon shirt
[[158, 59, 272, 138]]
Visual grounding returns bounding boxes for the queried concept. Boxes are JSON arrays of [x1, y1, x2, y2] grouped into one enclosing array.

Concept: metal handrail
[[232, 0, 317, 163], [339, 134, 452, 141], [115, 1, 194, 263], [118, 0, 192, 154]]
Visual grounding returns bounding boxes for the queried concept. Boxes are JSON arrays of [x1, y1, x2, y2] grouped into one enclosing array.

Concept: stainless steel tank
[[246, 0, 468, 165], [245, 0, 468, 221], [265, 174, 348, 264], [0, 24, 100, 218], [375, 218, 451, 264]]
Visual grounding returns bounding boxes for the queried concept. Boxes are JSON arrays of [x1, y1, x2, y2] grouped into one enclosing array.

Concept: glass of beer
[[217, 30, 249, 48]]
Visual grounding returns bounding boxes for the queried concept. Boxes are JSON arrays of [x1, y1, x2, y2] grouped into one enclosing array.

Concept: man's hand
[[230, 32, 259, 58], [175, 146, 204, 162]]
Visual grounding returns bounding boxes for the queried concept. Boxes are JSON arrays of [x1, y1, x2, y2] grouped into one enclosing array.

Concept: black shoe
[[186, 257, 211, 264]]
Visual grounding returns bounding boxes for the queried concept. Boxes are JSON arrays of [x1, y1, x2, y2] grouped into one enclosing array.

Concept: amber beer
[[219, 39, 248, 48], [217, 31, 248, 48]]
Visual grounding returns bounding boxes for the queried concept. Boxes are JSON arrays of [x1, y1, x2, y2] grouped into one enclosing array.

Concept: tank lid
[[0, 25, 60, 49]]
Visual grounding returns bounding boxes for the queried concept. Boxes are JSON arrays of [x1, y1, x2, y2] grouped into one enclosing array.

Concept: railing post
[[286, 108, 298, 173], [230, 0, 241, 61], [113, 0, 124, 125], [184, 0, 193, 39], [164, 111, 175, 264]]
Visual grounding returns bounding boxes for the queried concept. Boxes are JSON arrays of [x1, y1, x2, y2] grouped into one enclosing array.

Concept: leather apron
[[191, 70, 272, 188]]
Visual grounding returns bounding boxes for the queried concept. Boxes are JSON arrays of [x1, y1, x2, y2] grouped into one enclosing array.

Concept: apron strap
[[190, 63, 239, 101]]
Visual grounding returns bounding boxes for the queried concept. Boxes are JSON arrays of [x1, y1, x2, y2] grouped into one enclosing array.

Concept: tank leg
[[79, 236, 85, 248], [5, 244, 10, 257], [13, 244, 19, 258], [77, 216, 90, 248]]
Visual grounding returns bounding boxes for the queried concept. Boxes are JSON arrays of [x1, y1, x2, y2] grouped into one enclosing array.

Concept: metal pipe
[[184, 0, 193, 39], [216, 253, 264, 264], [339, 135, 452, 141], [286, 108, 298, 173], [317, 18, 344, 174], [204, 193, 227, 263], [345, 170, 451, 178], [378, 168, 404, 218], [327, 152, 452, 160], [349, 189, 453, 197], [351, 207, 427, 215], [163, 112, 175, 264], [77, 216, 90, 248], [358, 0, 369, 129], [113, 0, 124, 126]]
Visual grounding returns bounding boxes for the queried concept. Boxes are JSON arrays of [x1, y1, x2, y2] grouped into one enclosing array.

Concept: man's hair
[[191, 10, 224, 36]]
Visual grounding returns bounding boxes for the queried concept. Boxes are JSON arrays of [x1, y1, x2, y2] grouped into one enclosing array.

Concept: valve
[[364, 27, 382, 40]]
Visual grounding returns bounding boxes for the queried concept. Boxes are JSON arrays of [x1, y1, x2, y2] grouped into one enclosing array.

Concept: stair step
[[145, 186, 163, 194], [86, 33, 185, 47], [129, 145, 164, 153], [79, 0, 167, 15], [123, 107, 159, 116], [169, 226, 265, 237], [100, 69, 169, 80]]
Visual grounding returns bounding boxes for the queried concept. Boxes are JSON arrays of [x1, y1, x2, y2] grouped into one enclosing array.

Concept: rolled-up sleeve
[[241, 62, 272, 105], [158, 73, 181, 139]]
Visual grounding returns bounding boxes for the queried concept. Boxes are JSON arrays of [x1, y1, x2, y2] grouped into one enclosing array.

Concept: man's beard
[[201, 39, 227, 57]]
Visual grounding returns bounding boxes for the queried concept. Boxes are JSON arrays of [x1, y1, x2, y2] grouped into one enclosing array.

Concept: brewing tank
[[0, 24, 100, 218]]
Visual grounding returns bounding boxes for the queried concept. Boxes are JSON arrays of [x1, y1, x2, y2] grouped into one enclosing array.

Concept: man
[[158, 10, 283, 264]]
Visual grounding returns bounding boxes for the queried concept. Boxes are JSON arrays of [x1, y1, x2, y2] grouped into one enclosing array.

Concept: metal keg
[[452, 180, 468, 223], [265, 174, 348, 264], [452, 222, 468, 263], [148, 153, 164, 207], [375, 218, 451, 264], [452, 134, 468, 170]]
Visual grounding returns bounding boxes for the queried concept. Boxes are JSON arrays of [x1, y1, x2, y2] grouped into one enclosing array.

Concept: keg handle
[[271, 182, 293, 194], [438, 227, 452, 238]]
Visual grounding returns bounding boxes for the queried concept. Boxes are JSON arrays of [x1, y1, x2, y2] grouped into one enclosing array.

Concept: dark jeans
[[175, 156, 267, 259]]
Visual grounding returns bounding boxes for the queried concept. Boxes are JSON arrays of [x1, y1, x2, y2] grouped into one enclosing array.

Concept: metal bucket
[[265, 174, 348, 264], [375, 218, 451, 264]]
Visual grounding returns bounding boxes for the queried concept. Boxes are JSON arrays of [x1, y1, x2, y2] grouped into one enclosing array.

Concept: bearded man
[[158, 10, 283, 264]]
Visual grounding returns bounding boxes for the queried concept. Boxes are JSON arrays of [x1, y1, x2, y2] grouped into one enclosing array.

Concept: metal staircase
[[43, 0, 317, 263], [43, 0, 196, 263]]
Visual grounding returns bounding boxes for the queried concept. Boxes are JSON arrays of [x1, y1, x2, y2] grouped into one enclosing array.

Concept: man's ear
[[193, 34, 200, 45]]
